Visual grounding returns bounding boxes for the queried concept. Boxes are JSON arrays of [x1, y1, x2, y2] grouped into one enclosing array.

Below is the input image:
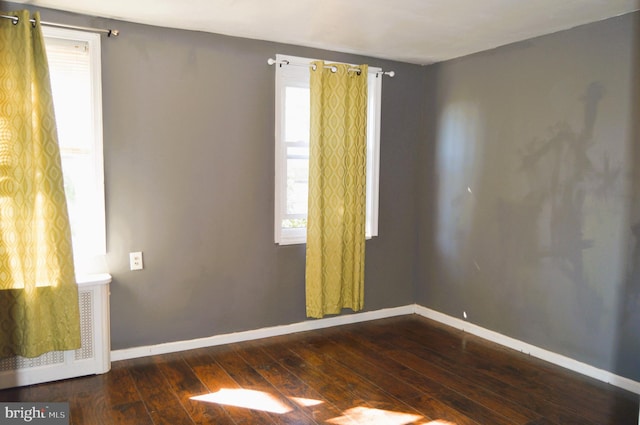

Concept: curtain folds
[[305, 61, 368, 319], [0, 10, 80, 358]]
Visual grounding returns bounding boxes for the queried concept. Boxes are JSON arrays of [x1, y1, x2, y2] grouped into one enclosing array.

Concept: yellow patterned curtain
[[0, 10, 80, 358], [306, 62, 368, 318]]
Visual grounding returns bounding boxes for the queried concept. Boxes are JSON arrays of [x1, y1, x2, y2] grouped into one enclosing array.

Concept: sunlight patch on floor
[[288, 396, 324, 407], [327, 406, 424, 425], [190, 388, 293, 414], [191, 389, 457, 425]]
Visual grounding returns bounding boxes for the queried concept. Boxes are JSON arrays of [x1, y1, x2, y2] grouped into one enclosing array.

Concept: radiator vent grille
[[75, 290, 94, 360], [0, 290, 94, 370], [0, 351, 65, 372], [0, 280, 110, 390]]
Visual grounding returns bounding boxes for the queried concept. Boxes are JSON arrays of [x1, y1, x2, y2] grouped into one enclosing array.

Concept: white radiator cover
[[0, 275, 111, 389]]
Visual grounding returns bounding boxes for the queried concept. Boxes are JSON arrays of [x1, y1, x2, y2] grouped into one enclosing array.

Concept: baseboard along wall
[[110, 305, 414, 361], [111, 304, 640, 396], [412, 305, 640, 396]]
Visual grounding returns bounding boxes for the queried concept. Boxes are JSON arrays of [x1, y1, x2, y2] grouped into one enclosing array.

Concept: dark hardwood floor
[[0, 315, 637, 424]]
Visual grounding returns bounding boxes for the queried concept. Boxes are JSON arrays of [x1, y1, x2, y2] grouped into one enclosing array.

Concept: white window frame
[[43, 27, 106, 276], [274, 54, 381, 245]]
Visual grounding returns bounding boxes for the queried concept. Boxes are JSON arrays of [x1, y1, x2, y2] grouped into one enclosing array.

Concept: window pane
[[48, 39, 92, 152], [60, 152, 101, 257], [284, 87, 310, 143], [287, 146, 309, 158], [45, 32, 105, 270], [282, 218, 307, 229], [284, 85, 310, 229], [286, 157, 308, 215]]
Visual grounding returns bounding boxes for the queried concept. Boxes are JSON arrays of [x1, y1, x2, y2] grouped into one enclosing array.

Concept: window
[[43, 27, 106, 275], [274, 54, 381, 245]]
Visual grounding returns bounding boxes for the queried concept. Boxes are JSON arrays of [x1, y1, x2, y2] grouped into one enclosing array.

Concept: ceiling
[[11, 0, 640, 64]]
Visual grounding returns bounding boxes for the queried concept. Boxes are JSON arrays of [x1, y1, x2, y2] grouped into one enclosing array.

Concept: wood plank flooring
[[0, 315, 637, 424]]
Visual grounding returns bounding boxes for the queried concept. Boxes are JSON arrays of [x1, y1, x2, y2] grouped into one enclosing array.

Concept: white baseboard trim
[[110, 303, 640, 397], [414, 305, 640, 395], [110, 305, 414, 362]]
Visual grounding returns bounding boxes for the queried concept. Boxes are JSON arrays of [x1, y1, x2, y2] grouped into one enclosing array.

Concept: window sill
[[76, 273, 112, 287]]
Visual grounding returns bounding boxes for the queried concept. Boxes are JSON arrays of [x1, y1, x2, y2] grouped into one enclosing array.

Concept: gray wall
[[418, 13, 640, 380], [1, 3, 424, 350], [3, 1, 639, 383]]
